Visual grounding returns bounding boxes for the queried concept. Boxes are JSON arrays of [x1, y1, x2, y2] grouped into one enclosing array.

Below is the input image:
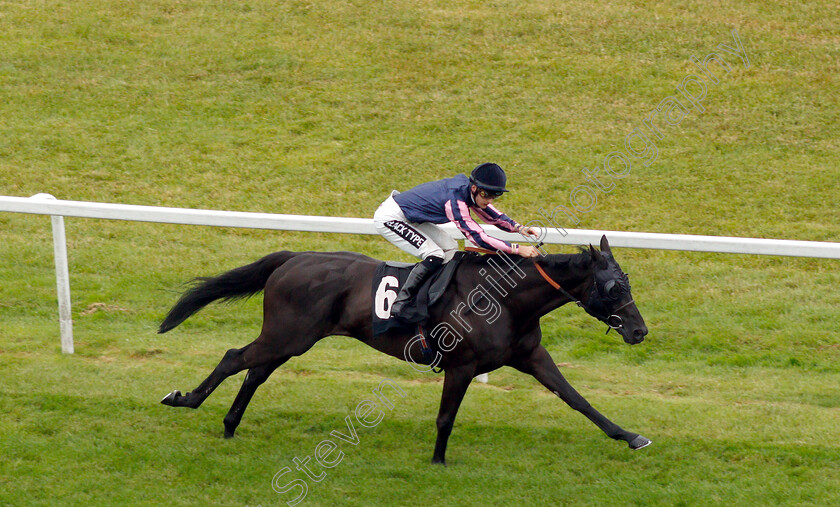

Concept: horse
[[158, 235, 651, 464]]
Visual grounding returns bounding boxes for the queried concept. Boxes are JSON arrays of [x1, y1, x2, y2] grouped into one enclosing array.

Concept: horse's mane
[[461, 247, 593, 271], [541, 247, 593, 272]]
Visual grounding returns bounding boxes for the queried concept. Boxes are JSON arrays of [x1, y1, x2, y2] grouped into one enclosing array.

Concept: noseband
[[535, 262, 635, 335]]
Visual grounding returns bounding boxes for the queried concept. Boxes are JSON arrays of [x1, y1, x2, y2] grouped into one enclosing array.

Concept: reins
[[534, 261, 586, 308]]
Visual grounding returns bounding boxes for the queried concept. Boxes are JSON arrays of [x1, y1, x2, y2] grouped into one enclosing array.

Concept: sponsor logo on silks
[[384, 220, 426, 249]]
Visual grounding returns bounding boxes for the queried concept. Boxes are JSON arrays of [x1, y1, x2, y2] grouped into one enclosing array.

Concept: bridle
[[463, 244, 635, 335], [534, 262, 635, 335]]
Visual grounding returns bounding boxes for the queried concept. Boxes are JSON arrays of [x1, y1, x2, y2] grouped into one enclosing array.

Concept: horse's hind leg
[[160, 337, 285, 410], [223, 358, 287, 438], [161, 344, 255, 409], [162, 325, 320, 412]]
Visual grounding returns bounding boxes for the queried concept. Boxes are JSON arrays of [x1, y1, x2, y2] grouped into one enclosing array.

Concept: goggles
[[476, 188, 504, 199]]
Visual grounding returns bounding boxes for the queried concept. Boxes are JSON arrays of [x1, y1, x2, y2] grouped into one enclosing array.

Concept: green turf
[[1, 1, 838, 505]]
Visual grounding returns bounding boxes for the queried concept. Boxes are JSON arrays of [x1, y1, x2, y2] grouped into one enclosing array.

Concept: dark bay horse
[[159, 235, 651, 464]]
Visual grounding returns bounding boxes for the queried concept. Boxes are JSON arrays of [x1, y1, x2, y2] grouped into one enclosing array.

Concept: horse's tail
[[158, 251, 298, 334]]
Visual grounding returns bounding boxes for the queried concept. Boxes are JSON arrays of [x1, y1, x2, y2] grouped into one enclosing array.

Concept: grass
[[1, 0, 839, 505]]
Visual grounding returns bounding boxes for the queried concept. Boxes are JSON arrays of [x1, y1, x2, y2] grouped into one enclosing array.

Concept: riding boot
[[390, 256, 443, 318]]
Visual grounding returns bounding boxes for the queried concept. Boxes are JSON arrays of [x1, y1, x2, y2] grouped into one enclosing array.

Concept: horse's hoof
[[629, 435, 652, 450], [160, 390, 182, 406]]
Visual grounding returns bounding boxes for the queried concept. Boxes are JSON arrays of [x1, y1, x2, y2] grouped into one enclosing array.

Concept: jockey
[[374, 162, 540, 317]]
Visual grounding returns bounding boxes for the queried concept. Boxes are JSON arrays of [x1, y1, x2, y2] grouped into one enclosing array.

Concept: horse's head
[[581, 236, 648, 345]]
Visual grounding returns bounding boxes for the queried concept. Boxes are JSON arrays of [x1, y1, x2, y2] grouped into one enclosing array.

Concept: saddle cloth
[[371, 252, 464, 336]]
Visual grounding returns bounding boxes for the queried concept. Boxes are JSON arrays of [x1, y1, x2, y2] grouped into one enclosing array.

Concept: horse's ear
[[589, 243, 605, 266], [600, 235, 611, 254]]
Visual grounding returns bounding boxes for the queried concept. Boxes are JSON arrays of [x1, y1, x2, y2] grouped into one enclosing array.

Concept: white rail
[[3, 196, 840, 258], [2, 194, 840, 353]]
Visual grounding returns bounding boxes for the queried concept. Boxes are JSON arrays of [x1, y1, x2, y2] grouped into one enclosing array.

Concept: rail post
[[31, 194, 74, 354]]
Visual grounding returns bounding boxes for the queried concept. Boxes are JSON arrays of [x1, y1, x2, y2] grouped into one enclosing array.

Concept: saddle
[[372, 252, 465, 336]]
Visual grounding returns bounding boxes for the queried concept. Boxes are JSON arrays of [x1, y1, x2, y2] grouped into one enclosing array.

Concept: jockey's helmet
[[469, 163, 509, 194]]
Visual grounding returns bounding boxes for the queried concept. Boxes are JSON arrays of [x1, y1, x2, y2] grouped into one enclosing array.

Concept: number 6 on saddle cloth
[[371, 253, 466, 335]]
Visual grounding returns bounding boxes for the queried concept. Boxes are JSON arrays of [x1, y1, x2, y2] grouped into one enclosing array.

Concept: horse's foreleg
[[161, 344, 254, 409], [432, 363, 476, 465], [511, 345, 651, 450], [223, 358, 287, 438]]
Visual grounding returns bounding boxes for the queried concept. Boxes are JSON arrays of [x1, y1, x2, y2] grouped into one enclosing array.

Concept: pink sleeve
[[472, 204, 520, 233], [445, 199, 516, 254]]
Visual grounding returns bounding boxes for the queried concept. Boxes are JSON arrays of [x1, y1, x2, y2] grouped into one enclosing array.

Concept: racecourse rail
[[3, 194, 840, 354]]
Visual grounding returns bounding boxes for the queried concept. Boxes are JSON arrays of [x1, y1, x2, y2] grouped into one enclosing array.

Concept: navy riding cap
[[469, 163, 509, 193]]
